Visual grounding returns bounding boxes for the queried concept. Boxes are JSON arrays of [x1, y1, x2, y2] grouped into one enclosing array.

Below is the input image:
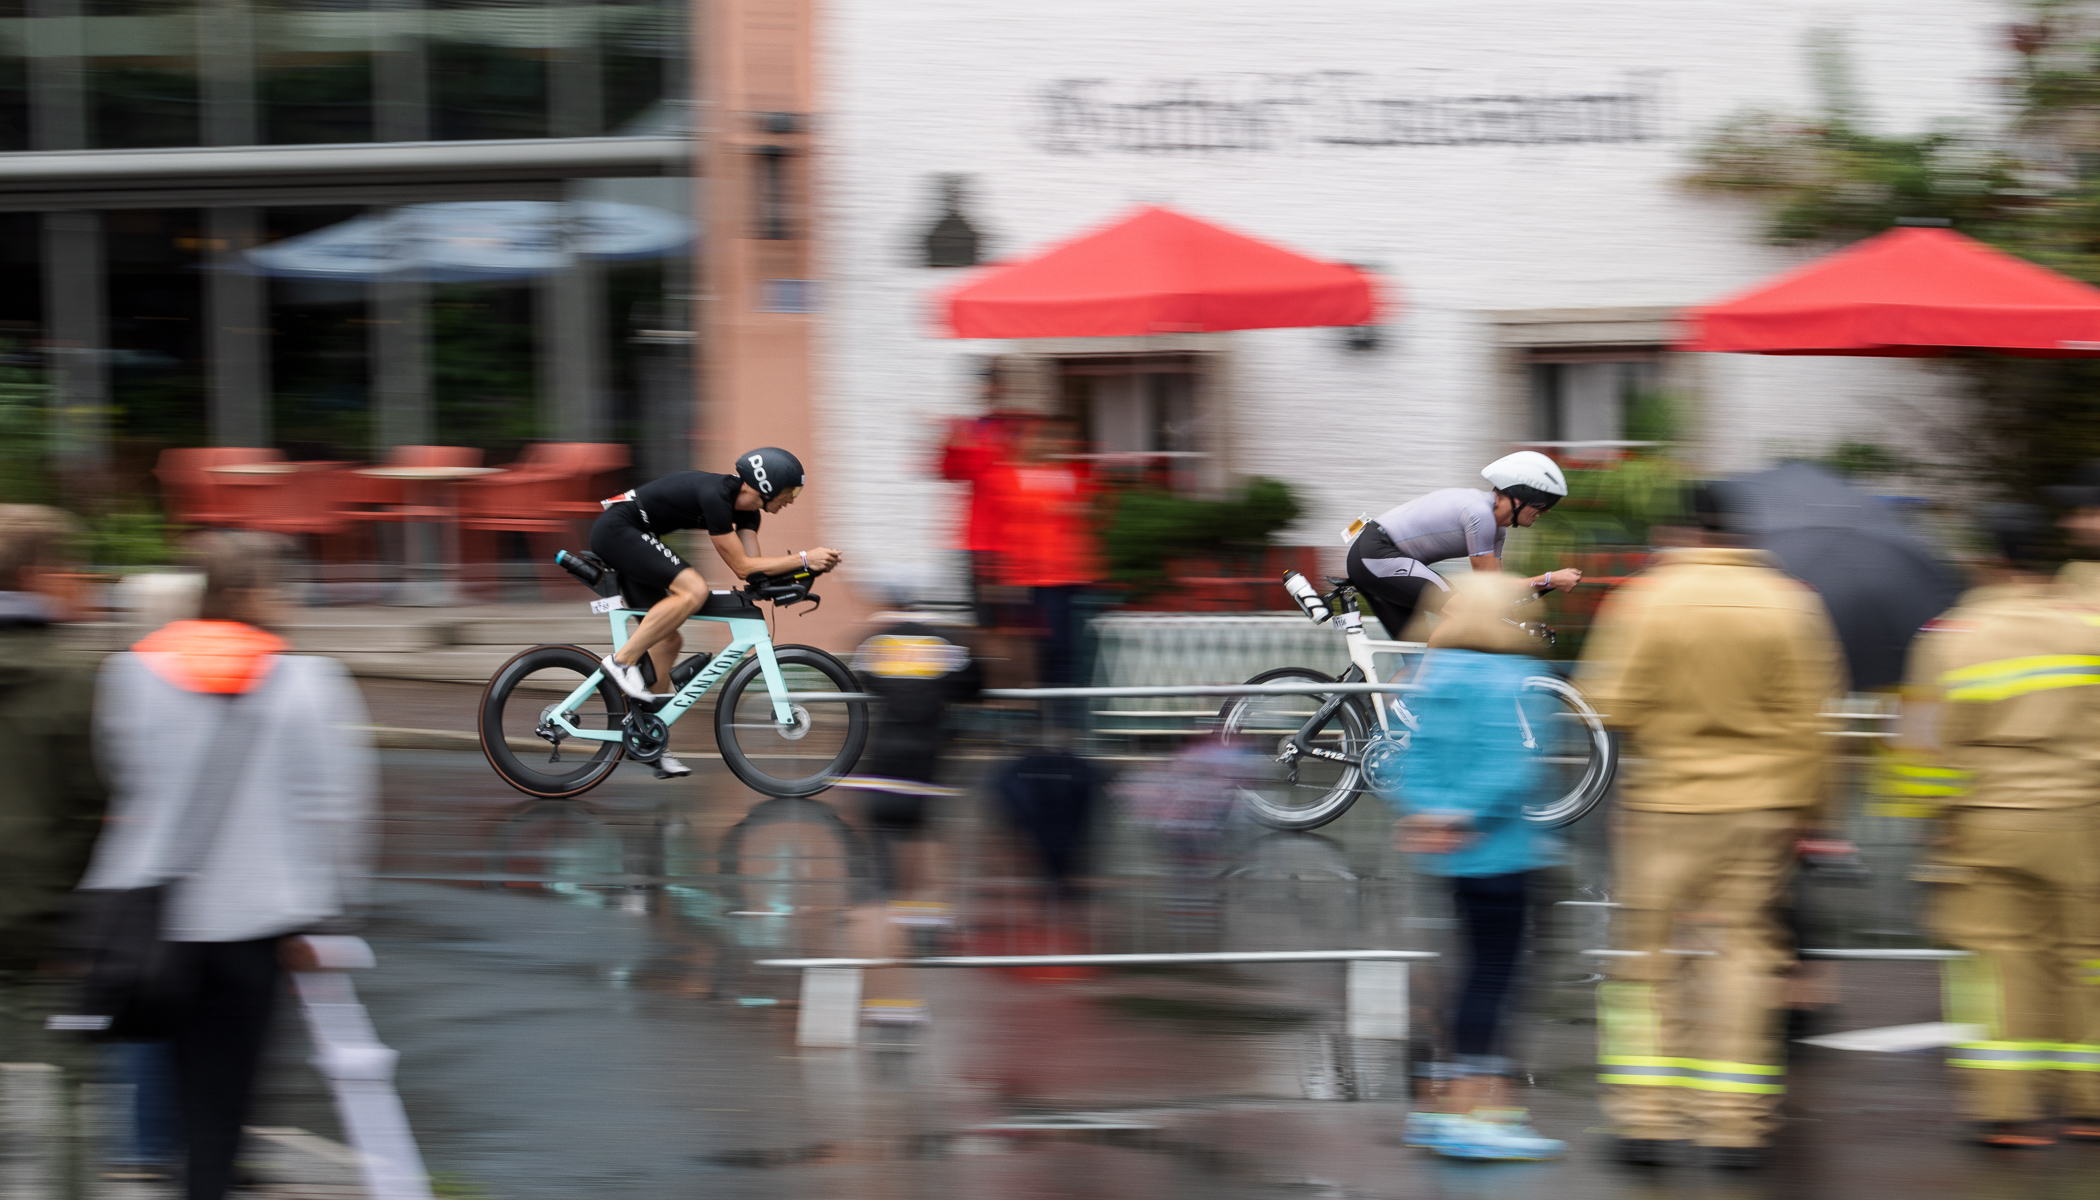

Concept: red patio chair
[[221, 464, 372, 571], [513, 442, 632, 516], [457, 444, 627, 598], [155, 447, 283, 528]]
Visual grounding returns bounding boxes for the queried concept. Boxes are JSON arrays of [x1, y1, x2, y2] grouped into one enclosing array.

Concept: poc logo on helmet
[[746, 454, 772, 495]]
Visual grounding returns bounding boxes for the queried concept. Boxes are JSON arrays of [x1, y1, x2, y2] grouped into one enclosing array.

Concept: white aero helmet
[[1481, 451, 1568, 510]]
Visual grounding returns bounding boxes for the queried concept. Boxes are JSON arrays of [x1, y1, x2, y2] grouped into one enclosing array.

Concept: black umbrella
[[1728, 462, 1965, 691]]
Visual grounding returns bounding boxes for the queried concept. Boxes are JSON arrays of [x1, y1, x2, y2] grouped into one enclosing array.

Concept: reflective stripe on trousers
[[1597, 982, 1785, 1095], [1598, 1055, 1787, 1094]]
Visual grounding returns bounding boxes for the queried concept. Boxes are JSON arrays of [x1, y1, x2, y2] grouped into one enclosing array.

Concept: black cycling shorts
[[589, 504, 694, 609], [1345, 522, 1452, 640]]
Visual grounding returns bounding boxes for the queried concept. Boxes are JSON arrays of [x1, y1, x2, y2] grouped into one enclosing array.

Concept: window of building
[[1054, 354, 1206, 491], [1527, 348, 1662, 461]]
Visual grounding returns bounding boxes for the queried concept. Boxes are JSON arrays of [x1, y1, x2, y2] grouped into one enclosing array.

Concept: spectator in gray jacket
[[83, 531, 375, 1200]]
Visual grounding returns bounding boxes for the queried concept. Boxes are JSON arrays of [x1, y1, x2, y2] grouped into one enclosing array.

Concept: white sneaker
[[653, 755, 692, 779], [600, 654, 655, 701]]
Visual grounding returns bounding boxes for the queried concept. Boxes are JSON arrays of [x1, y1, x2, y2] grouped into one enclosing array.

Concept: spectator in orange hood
[[84, 532, 374, 1200]]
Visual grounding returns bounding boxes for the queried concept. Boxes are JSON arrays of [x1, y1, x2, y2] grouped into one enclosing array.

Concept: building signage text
[[1030, 71, 1663, 156]]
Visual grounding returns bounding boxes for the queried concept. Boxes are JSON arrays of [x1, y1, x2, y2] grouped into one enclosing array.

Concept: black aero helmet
[[736, 447, 805, 498]]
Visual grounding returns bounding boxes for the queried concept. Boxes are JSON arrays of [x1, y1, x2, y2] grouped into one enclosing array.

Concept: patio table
[[355, 465, 502, 605]]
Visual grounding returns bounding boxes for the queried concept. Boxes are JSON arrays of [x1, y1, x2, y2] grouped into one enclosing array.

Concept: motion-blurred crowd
[[7, 444, 2100, 1187], [2, 513, 372, 1199]]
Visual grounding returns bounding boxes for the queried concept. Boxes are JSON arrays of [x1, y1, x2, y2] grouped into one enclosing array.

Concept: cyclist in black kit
[[590, 448, 841, 775]]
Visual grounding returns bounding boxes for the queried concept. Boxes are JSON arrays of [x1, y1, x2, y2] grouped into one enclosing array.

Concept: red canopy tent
[[941, 205, 1381, 339], [1678, 226, 2100, 357]]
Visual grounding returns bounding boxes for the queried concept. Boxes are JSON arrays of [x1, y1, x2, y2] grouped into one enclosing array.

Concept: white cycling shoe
[[600, 654, 655, 701], [653, 755, 692, 779]]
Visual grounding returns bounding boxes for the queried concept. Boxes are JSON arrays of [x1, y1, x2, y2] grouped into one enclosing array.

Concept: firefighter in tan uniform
[[1905, 496, 2100, 1147], [1578, 488, 1845, 1167]]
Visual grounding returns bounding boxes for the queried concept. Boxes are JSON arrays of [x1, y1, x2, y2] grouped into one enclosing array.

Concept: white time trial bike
[[1217, 570, 1618, 831]]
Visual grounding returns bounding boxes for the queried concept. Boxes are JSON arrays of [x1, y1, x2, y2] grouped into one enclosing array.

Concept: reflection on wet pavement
[[329, 737, 2100, 1200]]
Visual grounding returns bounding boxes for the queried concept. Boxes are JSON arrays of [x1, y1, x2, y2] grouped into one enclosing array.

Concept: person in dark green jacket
[[0, 504, 108, 1198]]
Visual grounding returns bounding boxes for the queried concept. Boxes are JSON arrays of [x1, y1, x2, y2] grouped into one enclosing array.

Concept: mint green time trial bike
[[477, 550, 868, 799]]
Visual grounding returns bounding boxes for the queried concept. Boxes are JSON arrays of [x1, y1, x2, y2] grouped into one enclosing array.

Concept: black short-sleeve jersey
[[628, 471, 760, 538]]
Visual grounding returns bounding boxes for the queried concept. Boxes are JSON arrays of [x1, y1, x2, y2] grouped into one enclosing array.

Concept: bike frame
[[1333, 605, 1425, 737], [544, 606, 793, 745]]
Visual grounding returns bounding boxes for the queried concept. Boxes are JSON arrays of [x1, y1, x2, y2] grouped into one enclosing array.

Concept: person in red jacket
[[985, 417, 1103, 695], [938, 369, 1023, 626]]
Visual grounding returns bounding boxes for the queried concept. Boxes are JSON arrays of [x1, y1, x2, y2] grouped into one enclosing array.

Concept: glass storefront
[[0, 0, 692, 508]]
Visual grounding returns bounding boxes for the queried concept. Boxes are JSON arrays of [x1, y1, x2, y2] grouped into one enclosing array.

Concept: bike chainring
[[622, 710, 669, 764], [1359, 734, 1410, 794]]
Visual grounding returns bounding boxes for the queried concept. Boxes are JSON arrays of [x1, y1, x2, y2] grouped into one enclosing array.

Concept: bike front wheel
[[1519, 674, 1619, 827], [480, 644, 627, 799], [1218, 666, 1370, 831], [714, 645, 869, 797]]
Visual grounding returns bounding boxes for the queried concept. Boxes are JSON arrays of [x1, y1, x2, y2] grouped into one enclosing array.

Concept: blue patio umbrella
[[238, 200, 693, 282]]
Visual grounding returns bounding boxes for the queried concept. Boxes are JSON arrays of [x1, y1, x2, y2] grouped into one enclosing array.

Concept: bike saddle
[[1324, 576, 1353, 589]]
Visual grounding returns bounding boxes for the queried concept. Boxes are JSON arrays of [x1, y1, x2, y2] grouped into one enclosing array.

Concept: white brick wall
[[816, 0, 2005, 573]]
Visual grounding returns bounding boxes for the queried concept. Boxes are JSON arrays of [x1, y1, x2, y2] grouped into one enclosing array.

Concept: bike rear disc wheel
[[480, 644, 627, 799], [714, 645, 869, 797], [1520, 674, 1619, 827], [1218, 666, 1369, 830]]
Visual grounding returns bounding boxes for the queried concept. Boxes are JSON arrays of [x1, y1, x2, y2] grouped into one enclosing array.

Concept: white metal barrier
[[758, 950, 1438, 1048], [290, 936, 435, 1200]]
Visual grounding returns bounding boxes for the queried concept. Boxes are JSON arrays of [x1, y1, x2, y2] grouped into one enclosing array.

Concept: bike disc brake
[[774, 704, 812, 741]]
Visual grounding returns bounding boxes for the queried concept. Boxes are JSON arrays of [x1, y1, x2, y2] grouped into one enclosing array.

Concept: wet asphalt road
[[233, 682, 2100, 1198]]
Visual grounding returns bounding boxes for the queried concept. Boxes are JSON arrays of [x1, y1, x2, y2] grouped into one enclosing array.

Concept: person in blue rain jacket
[[1381, 572, 1565, 1160]]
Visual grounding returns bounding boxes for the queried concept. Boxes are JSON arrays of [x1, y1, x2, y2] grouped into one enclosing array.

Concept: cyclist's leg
[[1346, 529, 1444, 639], [590, 508, 704, 672], [621, 569, 706, 675]]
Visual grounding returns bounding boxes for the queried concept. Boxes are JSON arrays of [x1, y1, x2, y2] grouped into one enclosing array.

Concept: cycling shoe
[[601, 654, 656, 702]]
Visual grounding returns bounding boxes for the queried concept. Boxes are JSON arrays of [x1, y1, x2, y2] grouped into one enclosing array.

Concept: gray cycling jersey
[[1371, 488, 1505, 565]]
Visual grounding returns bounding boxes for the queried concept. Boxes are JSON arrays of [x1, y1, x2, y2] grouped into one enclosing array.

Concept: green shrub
[[1103, 476, 1302, 595]]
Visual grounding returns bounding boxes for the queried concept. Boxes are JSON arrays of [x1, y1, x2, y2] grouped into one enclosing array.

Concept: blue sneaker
[[1404, 1111, 1464, 1148], [1432, 1113, 1566, 1161]]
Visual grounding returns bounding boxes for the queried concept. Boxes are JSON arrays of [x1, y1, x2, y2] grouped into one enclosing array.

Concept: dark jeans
[[1030, 585, 1082, 688], [105, 1040, 180, 1168], [1029, 585, 1084, 727], [170, 938, 284, 1200], [968, 551, 999, 627], [1450, 870, 1532, 1063]]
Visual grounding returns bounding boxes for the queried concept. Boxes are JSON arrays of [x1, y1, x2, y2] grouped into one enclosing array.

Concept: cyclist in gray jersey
[[1347, 451, 1585, 638]]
